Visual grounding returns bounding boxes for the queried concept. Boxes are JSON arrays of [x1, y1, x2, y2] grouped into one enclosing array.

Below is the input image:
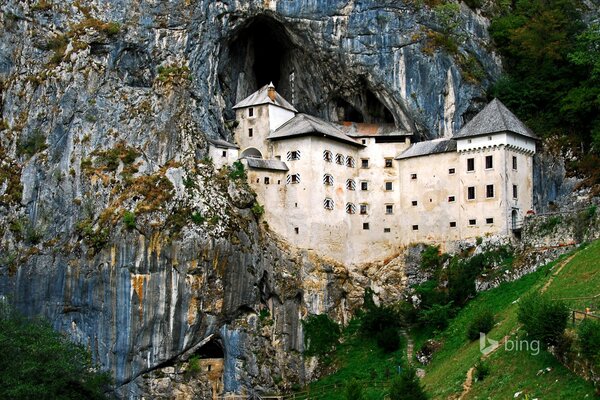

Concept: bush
[[123, 211, 136, 230], [17, 130, 47, 158], [228, 160, 246, 180], [578, 318, 600, 360], [345, 379, 364, 400], [473, 359, 490, 381], [191, 211, 205, 224], [376, 327, 401, 353], [302, 314, 341, 357], [467, 310, 495, 341], [361, 305, 400, 336], [418, 303, 454, 331], [420, 245, 444, 270], [388, 367, 428, 400], [251, 202, 265, 217], [517, 294, 569, 347]]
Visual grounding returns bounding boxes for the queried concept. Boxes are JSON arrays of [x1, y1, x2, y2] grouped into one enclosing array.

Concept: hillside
[[303, 240, 600, 399]]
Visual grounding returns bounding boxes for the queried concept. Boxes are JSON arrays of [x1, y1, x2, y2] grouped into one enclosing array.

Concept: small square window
[[361, 159, 369, 168], [486, 184, 494, 198], [448, 196, 455, 202], [467, 158, 475, 172], [249, 128, 253, 137], [248, 107, 254, 117], [485, 155, 493, 169], [384, 228, 391, 233], [361, 181, 368, 191], [360, 204, 368, 215], [512, 156, 518, 170], [385, 181, 393, 191], [449, 168, 455, 174], [411, 200, 418, 206], [486, 218, 494, 224], [469, 219, 477, 226], [362, 139, 367, 145], [411, 173, 417, 180], [385, 158, 393, 168], [264, 177, 270, 184], [222, 151, 227, 157], [513, 184, 518, 199], [294, 227, 299, 234], [467, 186, 476, 200], [450, 221, 457, 228], [363, 223, 370, 230], [385, 205, 393, 215], [412, 225, 419, 231]]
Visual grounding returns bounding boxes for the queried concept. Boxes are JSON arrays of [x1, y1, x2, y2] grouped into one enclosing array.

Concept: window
[[287, 150, 301, 161], [248, 107, 254, 117], [362, 139, 367, 145], [335, 153, 344, 164], [346, 156, 356, 168], [385, 158, 393, 168], [512, 156, 518, 170], [286, 174, 300, 184], [448, 196, 455, 202], [323, 174, 334, 186], [361, 181, 368, 191], [486, 218, 494, 224], [346, 203, 356, 214], [449, 168, 455, 174], [323, 198, 334, 210], [222, 151, 227, 157], [450, 221, 457, 228], [384, 228, 391, 233], [363, 223, 370, 230], [264, 177, 270, 184], [485, 155, 493, 169], [361, 159, 369, 168], [346, 179, 356, 191], [469, 219, 477, 226], [412, 200, 418, 206], [294, 227, 299, 234], [467, 186, 475, 200], [486, 184, 494, 198], [467, 158, 475, 172], [323, 150, 333, 162], [248, 128, 253, 137], [412, 225, 419, 231], [360, 204, 368, 215], [385, 204, 394, 215], [411, 173, 417, 180], [277, 180, 281, 184], [513, 184, 518, 199], [488, 136, 493, 141], [385, 181, 393, 191]]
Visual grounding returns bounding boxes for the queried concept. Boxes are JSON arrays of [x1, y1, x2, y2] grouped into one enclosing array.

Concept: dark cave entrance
[[218, 15, 401, 127]]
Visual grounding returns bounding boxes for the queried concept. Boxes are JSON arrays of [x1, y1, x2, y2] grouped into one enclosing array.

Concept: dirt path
[[401, 329, 415, 363], [540, 253, 577, 293]]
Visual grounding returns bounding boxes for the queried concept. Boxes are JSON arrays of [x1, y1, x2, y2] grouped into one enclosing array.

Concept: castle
[[209, 84, 538, 264]]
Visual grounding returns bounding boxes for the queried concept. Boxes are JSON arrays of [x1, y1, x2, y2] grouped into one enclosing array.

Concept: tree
[[0, 304, 111, 399], [389, 367, 428, 400], [517, 294, 569, 347]]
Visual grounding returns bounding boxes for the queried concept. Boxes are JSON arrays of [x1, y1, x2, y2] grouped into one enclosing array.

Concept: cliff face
[[0, 0, 501, 397]]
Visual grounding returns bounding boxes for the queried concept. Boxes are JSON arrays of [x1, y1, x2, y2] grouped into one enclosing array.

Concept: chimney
[[267, 82, 276, 101]]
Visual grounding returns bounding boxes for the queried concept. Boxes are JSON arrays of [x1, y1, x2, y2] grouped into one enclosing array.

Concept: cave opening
[[196, 339, 224, 359]]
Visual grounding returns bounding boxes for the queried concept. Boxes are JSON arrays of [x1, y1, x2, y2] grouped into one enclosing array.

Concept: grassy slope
[[305, 241, 600, 399]]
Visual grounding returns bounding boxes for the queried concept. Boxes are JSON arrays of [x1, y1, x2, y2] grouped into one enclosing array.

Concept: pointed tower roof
[[233, 84, 298, 112], [454, 98, 538, 140]]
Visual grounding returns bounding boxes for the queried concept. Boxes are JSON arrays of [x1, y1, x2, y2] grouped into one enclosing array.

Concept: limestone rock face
[[0, 0, 502, 397]]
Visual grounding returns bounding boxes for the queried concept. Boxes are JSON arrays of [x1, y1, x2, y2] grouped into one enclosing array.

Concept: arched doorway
[[241, 147, 263, 159]]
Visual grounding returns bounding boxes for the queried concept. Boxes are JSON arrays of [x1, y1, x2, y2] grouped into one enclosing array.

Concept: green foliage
[[75, 219, 110, 253], [473, 359, 490, 381], [191, 211, 205, 225], [251, 202, 265, 217], [418, 302, 454, 330], [0, 304, 111, 399], [538, 215, 562, 235], [156, 65, 191, 82], [389, 367, 428, 400], [345, 379, 364, 400], [420, 245, 445, 270], [517, 294, 569, 347], [123, 211, 136, 230], [573, 205, 597, 242], [17, 130, 47, 158], [228, 160, 246, 180], [376, 327, 401, 353], [577, 318, 600, 360], [466, 310, 495, 341], [187, 356, 201, 375], [302, 314, 341, 357]]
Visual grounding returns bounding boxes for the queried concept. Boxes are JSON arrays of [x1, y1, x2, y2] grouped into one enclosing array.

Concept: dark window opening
[[486, 184, 494, 198], [361, 159, 369, 168], [469, 219, 477, 225], [412, 200, 418, 206], [386, 205, 393, 214], [249, 128, 253, 137], [412, 225, 419, 231], [512, 156, 518, 170], [468, 186, 475, 200], [449, 168, 455, 174], [222, 151, 227, 157], [385, 182, 393, 191], [448, 196, 455, 202], [411, 173, 417, 180], [264, 177, 270, 184], [375, 136, 406, 143], [384, 228, 391, 233], [513, 184, 518, 199], [467, 158, 475, 172], [363, 223, 370, 230], [248, 108, 254, 117], [385, 158, 393, 168], [294, 227, 299, 234], [486, 218, 494, 224], [485, 155, 493, 169], [450, 221, 457, 228]]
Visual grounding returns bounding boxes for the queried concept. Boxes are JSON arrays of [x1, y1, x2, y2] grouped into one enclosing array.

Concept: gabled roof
[[396, 138, 456, 160], [454, 98, 538, 140], [232, 83, 298, 112], [340, 122, 412, 138], [245, 158, 289, 171], [207, 138, 239, 149], [268, 114, 364, 147]]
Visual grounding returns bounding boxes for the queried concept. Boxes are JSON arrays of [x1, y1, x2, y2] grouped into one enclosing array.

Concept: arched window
[[346, 179, 356, 191], [323, 198, 334, 210], [346, 156, 355, 168], [323, 174, 334, 186], [286, 174, 301, 184], [335, 153, 344, 165], [287, 150, 301, 161], [323, 150, 333, 162], [346, 203, 356, 214]]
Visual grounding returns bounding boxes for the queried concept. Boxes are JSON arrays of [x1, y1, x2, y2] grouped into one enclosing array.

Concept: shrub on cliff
[[518, 294, 569, 347]]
